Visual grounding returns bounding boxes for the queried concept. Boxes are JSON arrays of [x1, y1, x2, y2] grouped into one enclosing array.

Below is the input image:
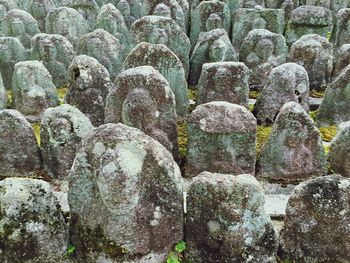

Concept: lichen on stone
[[319, 125, 337, 142], [256, 125, 272, 157]]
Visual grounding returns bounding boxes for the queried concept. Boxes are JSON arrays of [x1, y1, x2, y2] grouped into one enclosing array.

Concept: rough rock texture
[[0, 178, 68, 263], [0, 37, 26, 89], [131, 15, 190, 77], [190, 0, 231, 47], [41, 104, 94, 179], [78, 28, 124, 80], [231, 7, 285, 52], [0, 109, 41, 178], [328, 121, 350, 177], [27, 0, 56, 32], [68, 0, 100, 31], [186, 172, 277, 263], [332, 43, 350, 81], [288, 34, 333, 91], [186, 101, 256, 178], [145, 0, 189, 33], [334, 8, 350, 48], [68, 123, 183, 262], [280, 175, 350, 263], [0, 1, 18, 29], [45, 7, 89, 50], [0, 74, 6, 109], [285, 5, 333, 46], [115, 0, 147, 28], [31, 33, 75, 88], [239, 29, 287, 89], [65, 55, 112, 126], [105, 66, 178, 159], [124, 42, 189, 117], [316, 64, 350, 127], [12, 60, 58, 122], [257, 102, 327, 183], [1, 9, 40, 50], [189, 28, 238, 86], [253, 63, 310, 125], [96, 3, 133, 58], [196, 62, 249, 107]]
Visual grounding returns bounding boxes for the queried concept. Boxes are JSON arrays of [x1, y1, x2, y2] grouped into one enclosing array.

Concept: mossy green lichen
[[177, 121, 188, 158], [249, 90, 260, 99], [249, 104, 254, 112], [6, 90, 12, 108], [31, 123, 41, 146], [309, 110, 317, 121], [57, 85, 68, 105], [256, 125, 272, 156], [188, 88, 197, 101], [310, 90, 325, 98], [319, 126, 337, 142]]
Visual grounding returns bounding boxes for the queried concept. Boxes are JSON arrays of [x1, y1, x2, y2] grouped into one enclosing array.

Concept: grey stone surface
[[68, 123, 183, 262], [280, 175, 350, 262], [115, 0, 147, 28], [0, 178, 68, 263], [68, 0, 100, 31], [185, 101, 256, 178], [1, 9, 40, 50], [78, 28, 124, 80], [190, 0, 231, 47], [257, 102, 327, 183], [239, 29, 287, 89], [316, 64, 350, 127], [0, 37, 26, 89], [131, 15, 190, 77], [285, 5, 333, 46], [41, 104, 94, 179], [45, 7, 89, 50], [124, 42, 189, 117], [334, 8, 350, 48], [185, 172, 277, 263], [0, 109, 41, 178], [196, 62, 249, 107], [189, 28, 238, 86], [231, 7, 285, 52], [0, 73, 6, 109], [253, 63, 310, 125], [288, 34, 333, 91], [31, 33, 75, 88], [27, 0, 56, 32], [332, 44, 350, 81], [105, 66, 178, 159], [329, 121, 350, 177], [65, 55, 112, 126], [12, 60, 58, 122]]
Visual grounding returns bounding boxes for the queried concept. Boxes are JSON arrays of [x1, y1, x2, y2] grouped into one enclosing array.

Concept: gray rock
[[265, 0, 297, 9], [68, 0, 100, 31], [115, 0, 147, 28], [68, 123, 183, 262], [280, 175, 350, 262], [146, 0, 189, 33], [196, 62, 249, 107], [253, 63, 310, 125], [12, 60, 58, 122], [78, 28, 124, 80], [124, 42, 189, 117], [105, 66, 178, 159], [334, 8, 350, 48], [0, 109, 41, 178], [288, 34, 333, 91], [1, 9, 40, 50], [0, 1, 18, 30], [45, 7, 89, 50], [190, 0, 243, 15], [27, 0, 56, 32], [257, 102, 327, 183], [231, 7, 285, 52], [0, 73, 6, 109], [332, 44, 350, 81], [131, 15, 190, 77], [186, 172, 277, 263], [285, 5, 333, 46], [65, 55, 112, 126], [189, 28, 238, 86], [329, 121, 350, 177], [316, 64, 350, 127], [185, 101, 256, 178], [0, 178, 68, 263], [30, 33, 75, 88], [190, 0, 231, 47], [239, 29, 287, 89], [0, 37, 26, 89], [41, 104, 94, 179], [299, 0, 331, 8]]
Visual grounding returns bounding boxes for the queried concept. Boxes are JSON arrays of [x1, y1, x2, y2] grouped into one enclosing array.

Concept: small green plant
[[66, 244, 76, 256], [167, 241, 186, 263], [249, 90, 260, 99], [57, 85, 68, 105], [326, 31, 332, 41]]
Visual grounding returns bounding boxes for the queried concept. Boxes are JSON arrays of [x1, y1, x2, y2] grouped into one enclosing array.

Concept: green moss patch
[[6, 89, 12, 108], [249, 90, 260, 99], [256, 125, 272, 156], [57, 85, 68, 105], [310, 90, 325, 98], [31, 123, 41, 146], [319, 126, 337, 142], [177, 121, 188, 158]]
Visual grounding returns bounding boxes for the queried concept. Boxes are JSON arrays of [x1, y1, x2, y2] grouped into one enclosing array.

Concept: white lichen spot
[[155, 111, 160, 118], [115, 142, 147, 177], [338, 179, 350, 190], [150, 206, 162, 226], [93, 142, 106, 157], [102, 161, 118, 176], [199, 118, 207, 131], [207, 220, 221, 233]]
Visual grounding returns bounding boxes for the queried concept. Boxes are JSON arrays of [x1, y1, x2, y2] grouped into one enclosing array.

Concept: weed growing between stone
[[167, 241, 186, 263]]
